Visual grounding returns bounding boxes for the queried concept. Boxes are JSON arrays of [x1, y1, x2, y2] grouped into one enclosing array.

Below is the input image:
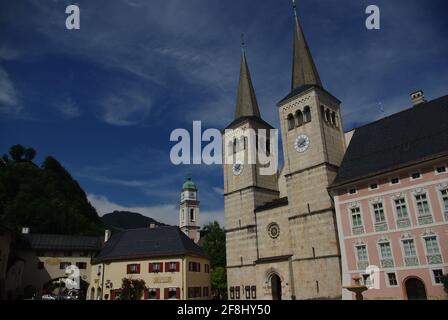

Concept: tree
[[24, 148, 37, 161], [0, 154, 8, 166], [9, 144, 25, 161], [211, 267, 227, 299], [119, 278, 146, 300], [0, 146, 104, 235], [201, 222, 227, 299], [201, 221, 226, 268]]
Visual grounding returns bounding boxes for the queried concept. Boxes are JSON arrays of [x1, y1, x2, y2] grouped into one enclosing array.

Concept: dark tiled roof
[[224, 116, 274, 131], [332, 95, 448, 187], [278, 84, 341, 105], [21, 234, 103, 251], [93, 226, 208, 263], [255, 197, 288, 213]]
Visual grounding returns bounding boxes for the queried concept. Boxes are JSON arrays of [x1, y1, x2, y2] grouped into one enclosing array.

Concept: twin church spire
[[233, 1, 322, 119], [234, 35, 261, 119], [291, 0, 322, 90]]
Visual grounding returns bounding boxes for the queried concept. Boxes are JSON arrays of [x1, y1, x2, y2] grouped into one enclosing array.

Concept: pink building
[[331, 92, 448, 299]]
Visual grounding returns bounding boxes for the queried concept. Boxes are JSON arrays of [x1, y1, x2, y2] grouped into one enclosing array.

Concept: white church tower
[[179, 178, 200, 243]]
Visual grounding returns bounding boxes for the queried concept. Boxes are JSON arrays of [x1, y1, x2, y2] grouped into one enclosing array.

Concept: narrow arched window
[[232, 138, 237, 154], [295, 110, 303, 127], [287, 114, 295, 130], [325, 109, 331, 123], [238, 137, 245, 151], [321, 105, 325, 120], [190, 208, 195, 221], [303, 106, 311, 123], [331, 112, 336, 126], [228, 141, 233, 155]]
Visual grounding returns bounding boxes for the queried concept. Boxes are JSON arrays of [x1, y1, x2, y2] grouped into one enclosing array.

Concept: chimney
[[21, 227, 30, 234], [410, 90, 426, 106], [149, 223, 156, 229], [104, 229, 111, 242]]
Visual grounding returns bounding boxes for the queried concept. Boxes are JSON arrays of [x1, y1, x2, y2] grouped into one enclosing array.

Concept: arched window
[[295, 110, 303, 127], [90, 287, 95, 300], [321, 105, 325, 120], [287, 114, 295, 130], [331, 112, 336, 126], [238, 137, 245, 151], [96, 287, 102, 300], [190, 208, 195, 221], [303, 106, 311, 123], [325, 109, 331, 123], [228, 141, 233, 155], [232, 138, 237, 154]]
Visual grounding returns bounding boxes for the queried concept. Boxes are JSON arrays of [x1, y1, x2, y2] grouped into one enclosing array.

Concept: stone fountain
[[343, 276, 368, 300]]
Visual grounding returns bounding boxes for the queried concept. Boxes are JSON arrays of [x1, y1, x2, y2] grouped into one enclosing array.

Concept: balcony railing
[[417, 214, 433, 225], [396, 218, 411, 229], [427, 254, 442, 265], [374, 222, 388, 232], [357, 261, 369, 271], [380, 258, 394, 268], [352, 226, 364, 235], [404, 256, 419, 267]]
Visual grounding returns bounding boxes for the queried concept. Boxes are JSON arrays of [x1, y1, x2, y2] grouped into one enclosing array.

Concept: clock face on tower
[[294, 134, 310, 153], [232, 162, 244, 176]]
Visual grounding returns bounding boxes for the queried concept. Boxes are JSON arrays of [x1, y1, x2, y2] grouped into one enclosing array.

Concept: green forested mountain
[[0, 145, 104, 235]]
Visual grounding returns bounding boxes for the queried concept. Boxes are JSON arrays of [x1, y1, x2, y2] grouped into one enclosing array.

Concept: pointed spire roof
[[234, 36, 261, 119], [291, 0, 322, 91]]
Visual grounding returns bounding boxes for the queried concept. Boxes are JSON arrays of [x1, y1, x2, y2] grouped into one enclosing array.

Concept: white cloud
[[99, 89, 152, 126], [199, 209, 224, 227], [0, 67, 22, 115], [212, 187, 224, 195], [87, 193, 223, 226], [0, 47, 22, 61], [82, 175, 149, 188], [55, 97, 80, 118]]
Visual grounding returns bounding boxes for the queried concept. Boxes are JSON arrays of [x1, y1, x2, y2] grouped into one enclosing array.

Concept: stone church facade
[[223, 6, 346, 300]]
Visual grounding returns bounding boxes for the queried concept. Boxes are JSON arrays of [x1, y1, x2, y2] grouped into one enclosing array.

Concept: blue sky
[[1, 0, 447, 225]]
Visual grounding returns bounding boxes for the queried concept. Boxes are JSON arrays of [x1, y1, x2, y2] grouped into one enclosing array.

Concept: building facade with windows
[[331, 94, 448, 299], [18, 232, 103, 299], [89, 226, 211, 300]]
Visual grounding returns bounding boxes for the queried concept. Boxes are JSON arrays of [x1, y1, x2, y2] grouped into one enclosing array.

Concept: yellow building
[[88, 226, 211, 300]]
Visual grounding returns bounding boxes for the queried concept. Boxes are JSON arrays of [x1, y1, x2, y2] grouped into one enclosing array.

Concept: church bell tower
[[179, 178, 200, 243]]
